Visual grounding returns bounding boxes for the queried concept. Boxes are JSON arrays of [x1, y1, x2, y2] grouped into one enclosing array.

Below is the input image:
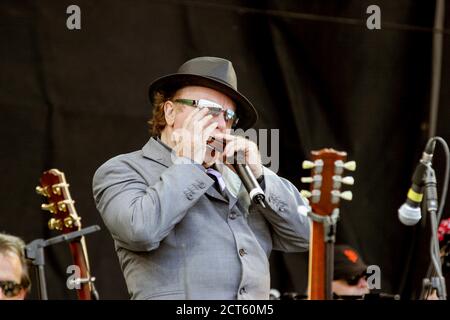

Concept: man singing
[[93, 56, 310, 299]]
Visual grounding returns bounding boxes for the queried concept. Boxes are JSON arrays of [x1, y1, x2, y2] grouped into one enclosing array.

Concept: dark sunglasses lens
[[225, 110, 238, 125], [1, 281, 22, 297], [346, 274, 366, 286]]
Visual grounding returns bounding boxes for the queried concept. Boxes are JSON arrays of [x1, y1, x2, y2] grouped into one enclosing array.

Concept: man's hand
[[215, 133, 263, 179], [172, 108, 218, 164]]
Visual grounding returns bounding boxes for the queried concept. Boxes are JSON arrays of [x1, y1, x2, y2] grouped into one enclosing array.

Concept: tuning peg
[[58, 202, 67, 212], [339, 191, 353, 201], [334, 160, 356, 174], [64, 217, 74, 228], [344, 161, 356, 171], [302, 160, 324, 173], [331, 190, 353, 203], [334, 160, 343, 174], [300, 190, 312, 198], [66, 214, 81, 228], [301, 175, 323, 188], [57, 200, 74, 212], [333, 175, 355, 188], [302, 161, 314, 169], [300, 189, 322, 203], [301, 177, 313, 183], [311, 189, 321, 203], [48, 218, 63, 230], [342, 176, 355, 185], [52, 186, 61, 196], [36, 186, 49, 197], [41, 203, 56, 214], [49, 183, 69, 196]]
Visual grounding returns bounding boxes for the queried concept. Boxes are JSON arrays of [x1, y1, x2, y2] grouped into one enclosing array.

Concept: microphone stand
[[25, 225, 101, 300], [421, 166, 447, 300]]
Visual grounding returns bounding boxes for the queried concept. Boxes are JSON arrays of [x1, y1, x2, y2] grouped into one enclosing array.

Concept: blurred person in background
[[0, 232, 31, 300]]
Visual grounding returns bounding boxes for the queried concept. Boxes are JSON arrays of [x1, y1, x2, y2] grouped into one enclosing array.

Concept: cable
[[421, 137, 449, 299], [428, 137, 449, 223]]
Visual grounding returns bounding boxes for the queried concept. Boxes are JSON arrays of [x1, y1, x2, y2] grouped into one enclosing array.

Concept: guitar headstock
[[303, 149, 356, 300], [301, 149, 356, 215], [36, 169, 81, 233]]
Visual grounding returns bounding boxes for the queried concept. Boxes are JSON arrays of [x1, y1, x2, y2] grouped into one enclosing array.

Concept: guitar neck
[[308, 221, 327, 299], [69, 238, 93, 300]]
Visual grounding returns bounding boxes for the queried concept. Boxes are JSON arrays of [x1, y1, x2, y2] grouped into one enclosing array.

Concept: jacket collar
[[142, 137, 174, 168]]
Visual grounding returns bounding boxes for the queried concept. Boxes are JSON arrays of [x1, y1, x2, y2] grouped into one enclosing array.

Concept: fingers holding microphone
[[214, 133, 263, 179]]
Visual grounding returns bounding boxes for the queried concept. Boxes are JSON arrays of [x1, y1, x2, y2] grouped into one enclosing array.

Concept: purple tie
[[206, 168, 226, 192]]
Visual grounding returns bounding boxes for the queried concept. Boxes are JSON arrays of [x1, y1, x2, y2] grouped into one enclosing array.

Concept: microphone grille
[[398, 203, 422, 226]]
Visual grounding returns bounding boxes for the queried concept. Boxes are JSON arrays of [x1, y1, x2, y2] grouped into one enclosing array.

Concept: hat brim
[[148, 73, 258, 130]]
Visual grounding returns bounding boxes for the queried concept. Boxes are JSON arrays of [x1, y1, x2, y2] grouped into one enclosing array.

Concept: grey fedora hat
[[148, 57, 258, 130]]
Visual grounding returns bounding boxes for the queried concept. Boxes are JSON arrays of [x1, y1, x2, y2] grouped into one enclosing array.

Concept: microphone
[[206, 137, 266, 208], [229, 148, 266, 207], [398, 140, 436, 225], [233, 161, 266, 208]]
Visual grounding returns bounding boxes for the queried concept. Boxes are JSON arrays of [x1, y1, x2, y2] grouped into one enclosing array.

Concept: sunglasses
[[174, 98, 239, 127], [345, 273, 368, 286], [0, 280, 23, 298]]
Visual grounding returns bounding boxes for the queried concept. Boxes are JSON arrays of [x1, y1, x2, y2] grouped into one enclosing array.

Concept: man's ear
[[163, 101, 176, 126]]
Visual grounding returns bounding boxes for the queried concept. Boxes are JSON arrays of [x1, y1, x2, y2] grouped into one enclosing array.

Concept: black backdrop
[[0, 0, 449, 299]]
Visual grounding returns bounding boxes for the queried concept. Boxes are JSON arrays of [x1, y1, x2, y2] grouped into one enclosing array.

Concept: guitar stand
[[308, 208, 340, 300], [25, 225, 101, 300]]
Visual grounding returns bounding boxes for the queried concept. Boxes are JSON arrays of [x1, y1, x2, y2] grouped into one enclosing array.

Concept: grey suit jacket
[[92, 137, 310, 299]]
